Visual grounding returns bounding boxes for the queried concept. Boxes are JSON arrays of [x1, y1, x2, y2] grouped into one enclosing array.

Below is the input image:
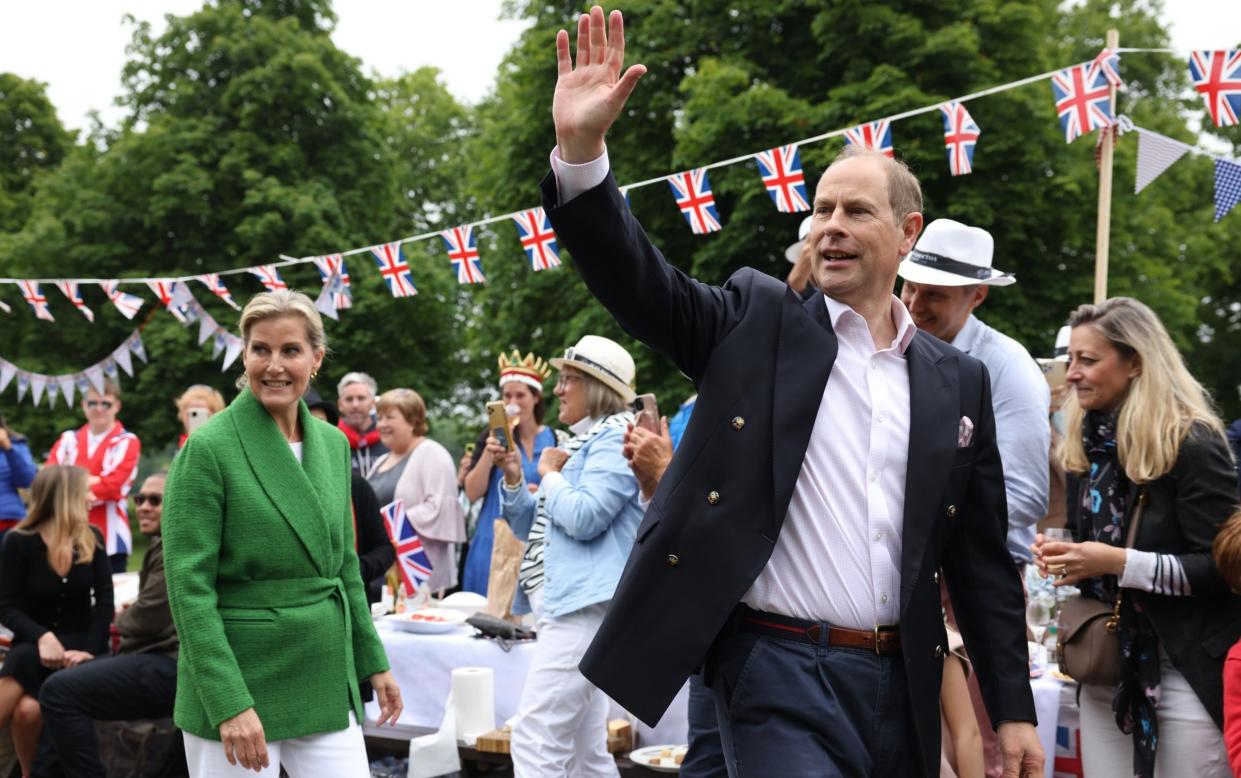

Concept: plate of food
[[384, 608, 467, 634], [629, 745, 687, 773]]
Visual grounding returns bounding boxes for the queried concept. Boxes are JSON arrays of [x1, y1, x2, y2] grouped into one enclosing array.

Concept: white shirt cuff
[[550, 146, 610, 204], [1119, 548, 1157, 590], [638, 491, 653, 510], [500, 476, 525, 498]]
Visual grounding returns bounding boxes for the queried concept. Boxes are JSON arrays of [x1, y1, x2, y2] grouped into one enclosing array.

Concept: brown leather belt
[[739, 608, 901, 656]]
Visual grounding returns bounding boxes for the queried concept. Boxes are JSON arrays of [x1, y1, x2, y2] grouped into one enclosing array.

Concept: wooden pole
[[1093, 28, 1120, 303]]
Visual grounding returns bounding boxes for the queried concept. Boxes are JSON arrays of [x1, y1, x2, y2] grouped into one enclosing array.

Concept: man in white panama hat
[[898, 219, 1050, 776]]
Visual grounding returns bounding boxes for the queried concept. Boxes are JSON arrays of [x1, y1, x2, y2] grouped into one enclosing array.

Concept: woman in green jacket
[[164, 290, 401, 776]]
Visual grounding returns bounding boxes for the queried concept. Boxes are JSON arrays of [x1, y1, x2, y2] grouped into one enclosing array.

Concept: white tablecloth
[[364, 621, 690, 747], [1031, 674, 1066, 778]]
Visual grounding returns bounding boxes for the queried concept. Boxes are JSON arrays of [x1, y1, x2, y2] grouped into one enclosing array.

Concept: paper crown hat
[[497, 350, 552, 392]]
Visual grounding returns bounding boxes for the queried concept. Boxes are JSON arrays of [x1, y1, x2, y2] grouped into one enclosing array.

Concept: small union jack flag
[[668, 168, 722, 235], [512, 208, 561, 271], [312, 254, 352, 309], [196, 274, 241, 310], [1050, 62, 1113, 143], [146, 280, 188, 323], [1092, 49, 1124, 90], [1189, 50, 1241, 128], [1053, 726, 1082, 778], [370, 242, 418, 298], [99, 281, 144, 320], [754, 145, 810, 213], [248, 265, 288, 292], [380, 499, 434, 595], [441, 226, 487, 285], [17, 281, 54, 321], [939, 102, 982, 176], [54, 280, 95, 322], [844, 120, 894, 158]]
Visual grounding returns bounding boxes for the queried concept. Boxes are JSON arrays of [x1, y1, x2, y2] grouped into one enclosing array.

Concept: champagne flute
[[1043, 528, 1072, 576]]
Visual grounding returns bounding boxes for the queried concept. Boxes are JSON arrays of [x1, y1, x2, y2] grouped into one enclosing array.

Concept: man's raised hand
[[553, 6, 646, 163]]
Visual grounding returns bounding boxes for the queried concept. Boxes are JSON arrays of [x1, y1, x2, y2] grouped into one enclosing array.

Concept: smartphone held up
[[631, 393, 659, 434], [486, 401, 516, 451]]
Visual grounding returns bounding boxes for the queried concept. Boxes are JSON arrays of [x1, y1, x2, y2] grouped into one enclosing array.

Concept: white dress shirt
[[552, 146, 916, 629]]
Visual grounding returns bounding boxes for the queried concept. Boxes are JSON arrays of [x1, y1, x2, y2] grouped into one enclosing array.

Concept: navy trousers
[[709, 625, 916, 778], [681, 671, 727, 778]]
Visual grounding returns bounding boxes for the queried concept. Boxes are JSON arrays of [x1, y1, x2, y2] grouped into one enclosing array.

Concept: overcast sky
[[0, 1, 1238, 132]]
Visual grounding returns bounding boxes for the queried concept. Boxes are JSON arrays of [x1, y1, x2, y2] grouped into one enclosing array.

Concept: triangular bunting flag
[[30, 374, 47, 406], [45, 378, 59, 407], [844, 121, 894, 157], [54, 280, 95, 322], [16, 372, 30, 403], [75, 374, 90, 401], [668, 169, 722, 234], [1214, 158, 1241, 222], [113, 343, 134, 377], [102, 359, 119, 382], [58, 375, 76, 407], [17, 281, 54, 321], [0, 360, 15, 394], [315, 273, 343, 321], [130, 334, 148, 363], [248, 265, 288, 292], [222, 334, 244, 371], [197, 274, 242, 310], [370, 242, 418, 298], [198, 313, 219, 345], [1135, 130, 1190, 193], [512, 209, 561, 271], [100, 281, 144, 320], [85, 366, 105, 395], [146, 280, 188, 324], [441, 226, 487, 284], [0, 300, 10, 314], [312, 255, 352, 310], [212, 332, 228, 359]]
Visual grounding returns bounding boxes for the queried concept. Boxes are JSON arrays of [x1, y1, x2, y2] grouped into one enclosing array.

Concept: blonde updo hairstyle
[[236, 290, 328, 389]]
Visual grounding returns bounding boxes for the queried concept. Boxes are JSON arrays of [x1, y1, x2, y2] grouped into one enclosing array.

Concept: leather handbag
[[1055, 486, 1146, 687]]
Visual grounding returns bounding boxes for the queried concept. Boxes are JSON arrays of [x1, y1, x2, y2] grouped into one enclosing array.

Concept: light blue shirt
[[501, 419, 642, 619], [952, 315, 1051, 563]]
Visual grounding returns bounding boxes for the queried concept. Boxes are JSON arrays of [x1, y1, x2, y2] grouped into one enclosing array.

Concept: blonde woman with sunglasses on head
[[0, 465, 113, 777]]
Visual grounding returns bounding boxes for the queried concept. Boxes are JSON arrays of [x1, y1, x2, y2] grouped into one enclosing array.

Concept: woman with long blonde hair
[[0, 464, 113, 776], [1033, 297, 1241, 777]]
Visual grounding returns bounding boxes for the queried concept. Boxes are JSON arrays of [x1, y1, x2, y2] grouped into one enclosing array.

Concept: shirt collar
[[949, 314, 982, 354], [570, 415, 600, 436], [822, 294, 917, 354]]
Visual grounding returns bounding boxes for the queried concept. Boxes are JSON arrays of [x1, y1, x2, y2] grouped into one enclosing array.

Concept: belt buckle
[[873, 625, 882, 656], [805, 623, 821, 644]]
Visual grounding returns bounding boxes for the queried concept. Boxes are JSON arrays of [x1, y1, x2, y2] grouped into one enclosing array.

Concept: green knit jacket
[[163, 389, 389, 741]]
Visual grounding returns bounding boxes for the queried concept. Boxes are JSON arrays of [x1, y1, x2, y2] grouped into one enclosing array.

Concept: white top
[[552, 146, 916, 628], [86, 429, 108, 458], [288, 441, 303, 463]]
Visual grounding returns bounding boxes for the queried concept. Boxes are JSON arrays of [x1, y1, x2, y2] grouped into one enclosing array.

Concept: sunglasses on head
[[133, 494, 162, 507], [85, 400, 114, 410]]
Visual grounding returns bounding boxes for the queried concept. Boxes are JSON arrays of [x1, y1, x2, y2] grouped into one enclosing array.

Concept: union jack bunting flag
[[17, 281, 54, 321], [196, 274, 241, 310], [668, 168, 722, 234], [844, 120, 894, 158], [99, 281, 144, 320], [1189, 50, 1241, 128], [248, 265, 288, 292], [754, 145, 810, 213], [441, 226, 487, 285], [512, 208, 561, 271], [145, 280, 188, 323], [1092, 49, 1124, 89], [54, 280, 95, 322], [370, 242, 418, 297], [940, 102, 982, 176], [1050, 62, 1113, 143], [312, 254, 352, 309], [380, 499, 433, 595]]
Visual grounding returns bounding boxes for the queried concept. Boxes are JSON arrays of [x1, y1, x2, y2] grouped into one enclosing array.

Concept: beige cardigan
[[368, 439, 465, 593]]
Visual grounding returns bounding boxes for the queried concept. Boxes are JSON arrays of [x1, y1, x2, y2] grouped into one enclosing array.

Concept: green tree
[[0, 73, 73, 233]]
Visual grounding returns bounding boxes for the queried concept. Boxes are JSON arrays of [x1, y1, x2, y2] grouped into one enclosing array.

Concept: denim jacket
[[502, 422, 641, 619], [0, 438, 36, 520]]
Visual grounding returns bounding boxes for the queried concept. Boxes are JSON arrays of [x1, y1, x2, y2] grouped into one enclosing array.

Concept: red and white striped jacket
[[46, 422, 141, 556]]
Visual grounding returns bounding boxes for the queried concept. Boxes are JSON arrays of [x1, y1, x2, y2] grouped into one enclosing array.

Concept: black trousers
[[38, 652, 180, 778]]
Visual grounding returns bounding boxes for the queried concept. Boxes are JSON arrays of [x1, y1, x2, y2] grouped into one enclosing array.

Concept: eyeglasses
[[133, 494, 162, 507], [554, 374, 582, 390], [85, 400, 114, 410]]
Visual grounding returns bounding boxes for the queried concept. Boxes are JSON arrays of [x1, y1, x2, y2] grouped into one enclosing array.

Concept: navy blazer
[[543, 172, 1036, 777]]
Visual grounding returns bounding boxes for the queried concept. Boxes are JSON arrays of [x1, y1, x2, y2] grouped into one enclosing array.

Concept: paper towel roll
[[451, 667, 496, 743]]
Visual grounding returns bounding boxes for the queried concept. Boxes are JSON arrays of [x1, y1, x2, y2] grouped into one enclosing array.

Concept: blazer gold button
[[707, 491, 720, 505], [666, 554, 679, 567], [731, 416, 745, 430], [934, 644, 945, 658], [946, 504, 957, 519]]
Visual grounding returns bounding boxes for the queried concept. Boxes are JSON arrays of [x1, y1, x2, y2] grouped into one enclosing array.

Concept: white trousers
[[1079, 649, 1228, 777], [511, 601, 619, 778], [183, 712, 370, 778]]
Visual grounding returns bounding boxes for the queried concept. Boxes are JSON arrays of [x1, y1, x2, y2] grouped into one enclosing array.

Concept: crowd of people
[[0, 7, 1239, 778]]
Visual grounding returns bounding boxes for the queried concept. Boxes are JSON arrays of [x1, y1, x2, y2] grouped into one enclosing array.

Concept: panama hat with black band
[[549, 335, 637, 404], [897, 218, 1016, 287]]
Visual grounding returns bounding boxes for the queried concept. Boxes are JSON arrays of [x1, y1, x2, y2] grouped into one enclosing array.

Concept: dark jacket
[[544, 172, 1034, 778], [116, 536, 178, 656], [1069, 423, 1241, 727], [352, 472, 395, 604], [0, 436, 37, 521]]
